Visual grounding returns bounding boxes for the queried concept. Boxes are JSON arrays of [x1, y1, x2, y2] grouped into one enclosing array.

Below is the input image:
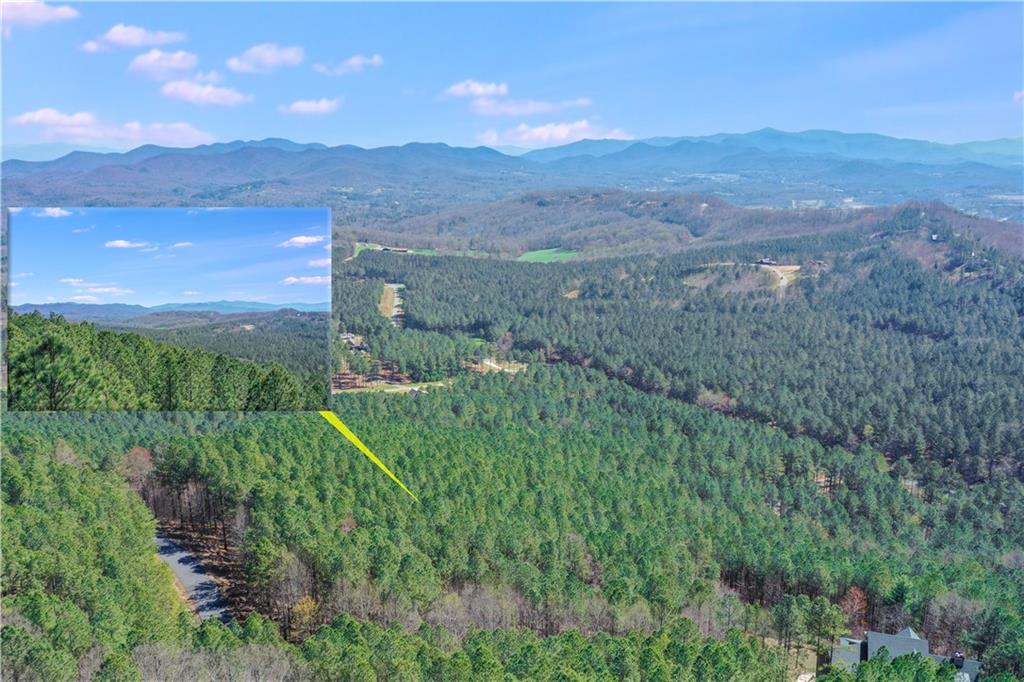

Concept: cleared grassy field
[[378, 284, 397, 317], [516, 247, 579, 263]]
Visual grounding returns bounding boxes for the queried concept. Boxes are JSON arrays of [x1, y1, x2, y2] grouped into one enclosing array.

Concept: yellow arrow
[[319, 410, 418, 501]]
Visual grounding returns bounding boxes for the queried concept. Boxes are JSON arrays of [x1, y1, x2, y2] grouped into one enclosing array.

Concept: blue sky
[[8, 207, 331, 306], [1, 2, 1021, 151]]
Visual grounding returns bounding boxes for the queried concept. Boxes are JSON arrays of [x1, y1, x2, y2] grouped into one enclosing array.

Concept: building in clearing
[[831, 627, 980, 680]]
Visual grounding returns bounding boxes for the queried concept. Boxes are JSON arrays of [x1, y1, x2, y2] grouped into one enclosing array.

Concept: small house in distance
[[339, 332, 367, 351], [755, 257, 777, 265], [831, 627, 981, 680]]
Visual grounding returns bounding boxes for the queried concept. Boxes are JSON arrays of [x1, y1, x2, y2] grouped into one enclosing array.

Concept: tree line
[[110, 309, 331, 378], [7, 312, 326, 411]]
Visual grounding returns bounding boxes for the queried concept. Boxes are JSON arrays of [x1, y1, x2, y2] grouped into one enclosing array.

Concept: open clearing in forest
[[354, 241, 438, 257], [335, 380, 449, 394], [762, 264, 801, 287], [378, 284, 396, 317], [378, 283, 405, 326], [517, 247, 579, 263], [469, 357, 529, 374], [691, 261, 801, 290], [352, 241, 490, 259]]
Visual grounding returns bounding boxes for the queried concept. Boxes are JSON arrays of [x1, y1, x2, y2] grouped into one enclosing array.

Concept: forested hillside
[[332, 276, 485, 381], [3, 413, 795, 681], [107, 309, 330, 378], [3, 365, 1022, 679], [4, 188, 1022, 680], [319, 212, 1024, 678], [369, 194, 1021, 258], [1, 431, 187, 681], [340, 215, 1024, 486], [6, 312, 326, 411]]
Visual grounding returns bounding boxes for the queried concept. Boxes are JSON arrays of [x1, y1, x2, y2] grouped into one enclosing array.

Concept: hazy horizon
[[5, 124, 1024, 163]]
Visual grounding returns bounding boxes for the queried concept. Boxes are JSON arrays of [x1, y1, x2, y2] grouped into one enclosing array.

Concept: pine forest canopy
[[3, 181, 1023, 680], [5, 312, 327, 411]]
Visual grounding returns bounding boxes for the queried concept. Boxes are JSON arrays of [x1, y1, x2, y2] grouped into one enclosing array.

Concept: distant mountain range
[[2, 138, 328, 177], [3, 142, 126, 162], [3, 129, 1020, 224], [12, 300, 330, 322], [521, 128, 1023, 166]]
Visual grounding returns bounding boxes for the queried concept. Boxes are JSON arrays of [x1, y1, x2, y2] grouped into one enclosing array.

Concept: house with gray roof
[[831, 627, 981, 680]]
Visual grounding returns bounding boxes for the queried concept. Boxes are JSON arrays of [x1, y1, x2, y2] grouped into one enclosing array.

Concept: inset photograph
[[5, 207, 331, 411]]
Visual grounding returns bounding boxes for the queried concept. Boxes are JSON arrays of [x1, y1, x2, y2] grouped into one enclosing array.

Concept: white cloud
[[445, 79, 508, 98], [10, 107, 214, 147], [470, 97, 592, 117], [2, 1, 78, 37], [72, 226, 95, 233], [12, 109, 95, 127], [277, 235, 325, 248], [277, 97, 341, 115], [33, 207, 71, 217], [313, 53, 382, 76], [161, 80, 251, 106], [85, 286, 133, 295], [7, 207, 24, 213], [194, 70, 221, 84], [172, 241, 193, 248], [446, 79, 592, 119], [81, 23, 185, 52], [59, 278, 116, 289], [69, 295, 99, 303], [139, 246, 159, 252], [13, 272, 34, 278], [479, 119, 633, 147], [105, 239, 149, 248], [1015, 91, 1024, 105], [281, 275, 330, 285], [129, 49, 198, 80], [307, 258, 331, 268], [182, 290, 200, 296], [227, 43, 304, 73]]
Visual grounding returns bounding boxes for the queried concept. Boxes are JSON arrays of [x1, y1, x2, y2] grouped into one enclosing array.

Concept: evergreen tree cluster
[[7, 312, 326, 411]]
